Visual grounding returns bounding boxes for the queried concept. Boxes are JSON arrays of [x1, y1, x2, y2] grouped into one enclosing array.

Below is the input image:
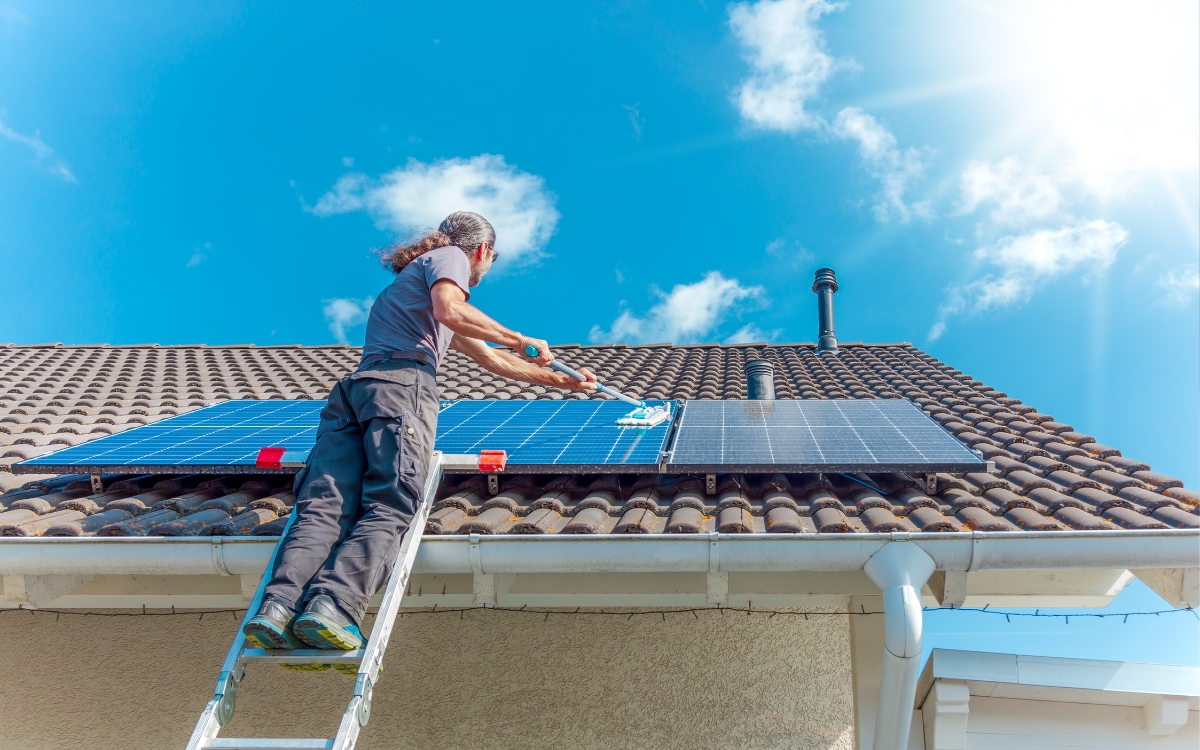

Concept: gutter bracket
[[211, 537, 232, 576], [468, 534, 485, 575], [968, 531, 984, 573], [469, 533, 495, 607], [707, 532, 728, 607]]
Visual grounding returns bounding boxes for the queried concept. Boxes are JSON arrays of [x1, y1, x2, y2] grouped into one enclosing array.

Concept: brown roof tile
[[1, 343, 1194, 538]]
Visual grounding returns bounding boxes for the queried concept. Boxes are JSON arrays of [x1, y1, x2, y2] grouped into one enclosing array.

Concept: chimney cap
[[743, 359, 776, 400], [812, 268, 838, 294]]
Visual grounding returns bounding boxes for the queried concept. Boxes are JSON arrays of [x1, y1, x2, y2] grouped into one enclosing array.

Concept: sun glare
[[954, 0, 1199, 193]]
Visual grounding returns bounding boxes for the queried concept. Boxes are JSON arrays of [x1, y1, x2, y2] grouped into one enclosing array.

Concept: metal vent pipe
[[743, 360, 776, 400], [813, 268, 839, 353]]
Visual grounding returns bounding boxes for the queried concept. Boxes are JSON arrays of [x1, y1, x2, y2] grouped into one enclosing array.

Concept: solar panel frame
[[664, 398, 986, 473]]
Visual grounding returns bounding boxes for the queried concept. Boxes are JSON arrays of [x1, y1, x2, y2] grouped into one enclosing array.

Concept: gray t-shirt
[[360, 245, 471, 370]]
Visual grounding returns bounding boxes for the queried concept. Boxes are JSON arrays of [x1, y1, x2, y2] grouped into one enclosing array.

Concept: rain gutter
[[0, 529, 1194, 577]]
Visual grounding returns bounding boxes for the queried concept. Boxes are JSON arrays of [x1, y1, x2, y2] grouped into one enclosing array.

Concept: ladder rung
[[241, 648, 364, 665], [205, 739, 333, 749]]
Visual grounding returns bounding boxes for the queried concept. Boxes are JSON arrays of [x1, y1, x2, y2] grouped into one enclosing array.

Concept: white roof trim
[[0, 529, 1195, 577], [917, 648, 1200, 710]]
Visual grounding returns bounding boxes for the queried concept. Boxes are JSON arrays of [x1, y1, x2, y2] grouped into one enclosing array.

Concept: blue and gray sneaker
[[243, 598, 302, 650], [293, 594, 364, 650]]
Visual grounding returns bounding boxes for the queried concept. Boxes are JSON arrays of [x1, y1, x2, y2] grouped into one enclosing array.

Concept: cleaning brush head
[[616, 403, 672, 428]]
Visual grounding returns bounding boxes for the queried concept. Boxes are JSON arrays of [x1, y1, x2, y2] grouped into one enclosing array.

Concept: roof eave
[[1, 529, 1195, 577]]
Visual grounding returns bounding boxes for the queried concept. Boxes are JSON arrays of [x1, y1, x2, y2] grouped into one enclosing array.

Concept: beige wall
[[0, 607, 855, 750]]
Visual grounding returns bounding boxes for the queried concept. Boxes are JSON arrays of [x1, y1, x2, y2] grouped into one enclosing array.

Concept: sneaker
[[293, 594, 364, 650], [243, 598, 302, 650]]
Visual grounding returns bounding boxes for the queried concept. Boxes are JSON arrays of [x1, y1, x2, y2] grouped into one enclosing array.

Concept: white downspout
[[863, 540, 936, 750]]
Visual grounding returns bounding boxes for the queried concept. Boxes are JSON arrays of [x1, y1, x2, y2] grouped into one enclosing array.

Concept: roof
[[916, 648, 1200, 709], [1, 342, 1197, 540]]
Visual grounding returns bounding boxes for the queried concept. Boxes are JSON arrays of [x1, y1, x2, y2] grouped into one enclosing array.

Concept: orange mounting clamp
[[478, 450, 507, 473], [256, 446, 287, 469]]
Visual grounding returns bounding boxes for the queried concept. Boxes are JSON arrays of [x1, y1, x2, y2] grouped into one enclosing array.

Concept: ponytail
[[379, 231, 453, 274], [378, 211, 496, 275]]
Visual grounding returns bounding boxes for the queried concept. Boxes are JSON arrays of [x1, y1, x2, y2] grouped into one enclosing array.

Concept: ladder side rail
[[357, 451, 442, 679], [330, 451, 443, 750], [185, 509, 300, 749]]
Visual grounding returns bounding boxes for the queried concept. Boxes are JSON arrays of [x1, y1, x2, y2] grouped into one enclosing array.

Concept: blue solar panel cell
[[19, 396, 976, 475], [435, 399, 673, 470], [18, 398, 675, 473], [665, 399, 985, 473], [19, 400, 324, 471]]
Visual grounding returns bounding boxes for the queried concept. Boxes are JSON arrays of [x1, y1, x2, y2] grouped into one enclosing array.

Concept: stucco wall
[[0, 607, 854, 750]]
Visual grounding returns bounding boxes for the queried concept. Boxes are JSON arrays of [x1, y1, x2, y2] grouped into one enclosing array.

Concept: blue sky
[[1, 2, 1197, 662]]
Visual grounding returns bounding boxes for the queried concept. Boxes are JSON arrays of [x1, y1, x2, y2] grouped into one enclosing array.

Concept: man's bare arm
[[431, 280, 552, 365], [449, 334, 597, 391]]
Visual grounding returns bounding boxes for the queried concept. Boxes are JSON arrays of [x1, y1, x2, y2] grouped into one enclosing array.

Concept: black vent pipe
[[812, 268, 838, 353], [744, 359, 776, 400]]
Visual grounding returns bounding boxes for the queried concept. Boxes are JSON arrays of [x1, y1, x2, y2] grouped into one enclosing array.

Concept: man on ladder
[[243, 211, 597, 650]]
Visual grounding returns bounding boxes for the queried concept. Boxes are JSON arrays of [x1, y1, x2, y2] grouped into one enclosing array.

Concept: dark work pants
[[261, 359, 439, 627]]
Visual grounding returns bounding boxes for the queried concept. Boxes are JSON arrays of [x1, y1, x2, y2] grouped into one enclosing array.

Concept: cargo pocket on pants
[[393, 414, 429, 503]]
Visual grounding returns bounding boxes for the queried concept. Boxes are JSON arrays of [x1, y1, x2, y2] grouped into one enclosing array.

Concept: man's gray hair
[[438, 212, 496, 255]]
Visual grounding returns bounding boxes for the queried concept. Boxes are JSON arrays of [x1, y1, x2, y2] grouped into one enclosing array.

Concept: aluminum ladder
[[185, 451, 487, 750]]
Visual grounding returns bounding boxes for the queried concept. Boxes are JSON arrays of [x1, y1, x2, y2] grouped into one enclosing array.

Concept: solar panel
[[16, 400, 326, 474], [16, 398, 676, 474], [664, 399, 986, 473], [435, 399, 674, 472]]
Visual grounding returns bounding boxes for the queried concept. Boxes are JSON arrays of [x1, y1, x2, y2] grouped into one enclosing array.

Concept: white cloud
[[724, 323, 773, 345], [589, 271, 764, 345], [624, 103, 643, 139], [941, 220, 1127, 319], [311, 154, 559, 264], [765, 236, 815, 266], [186, 242, 211, 269], [312, 173, 370, 215], [977, 221, 1125, 281], [831, 107, 928, 222], [958, 158, 1064, 226], [341, 156, 354, 167], [1158, 267, 1200, 307], [727, 3, 931, 220], [728, 0, 847, 132], [323, 297, 374, 344], [0, 117, 76, 183]]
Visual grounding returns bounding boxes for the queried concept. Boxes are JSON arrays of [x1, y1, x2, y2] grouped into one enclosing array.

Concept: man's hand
[[519, 337, 553, 366], [451, 335, 599, 392], [547, 366, 598, 391]]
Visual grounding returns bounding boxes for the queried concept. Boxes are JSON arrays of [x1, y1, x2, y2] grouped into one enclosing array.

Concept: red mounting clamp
[[256, 446, 287, 469], [478, 450, 507, 473]]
